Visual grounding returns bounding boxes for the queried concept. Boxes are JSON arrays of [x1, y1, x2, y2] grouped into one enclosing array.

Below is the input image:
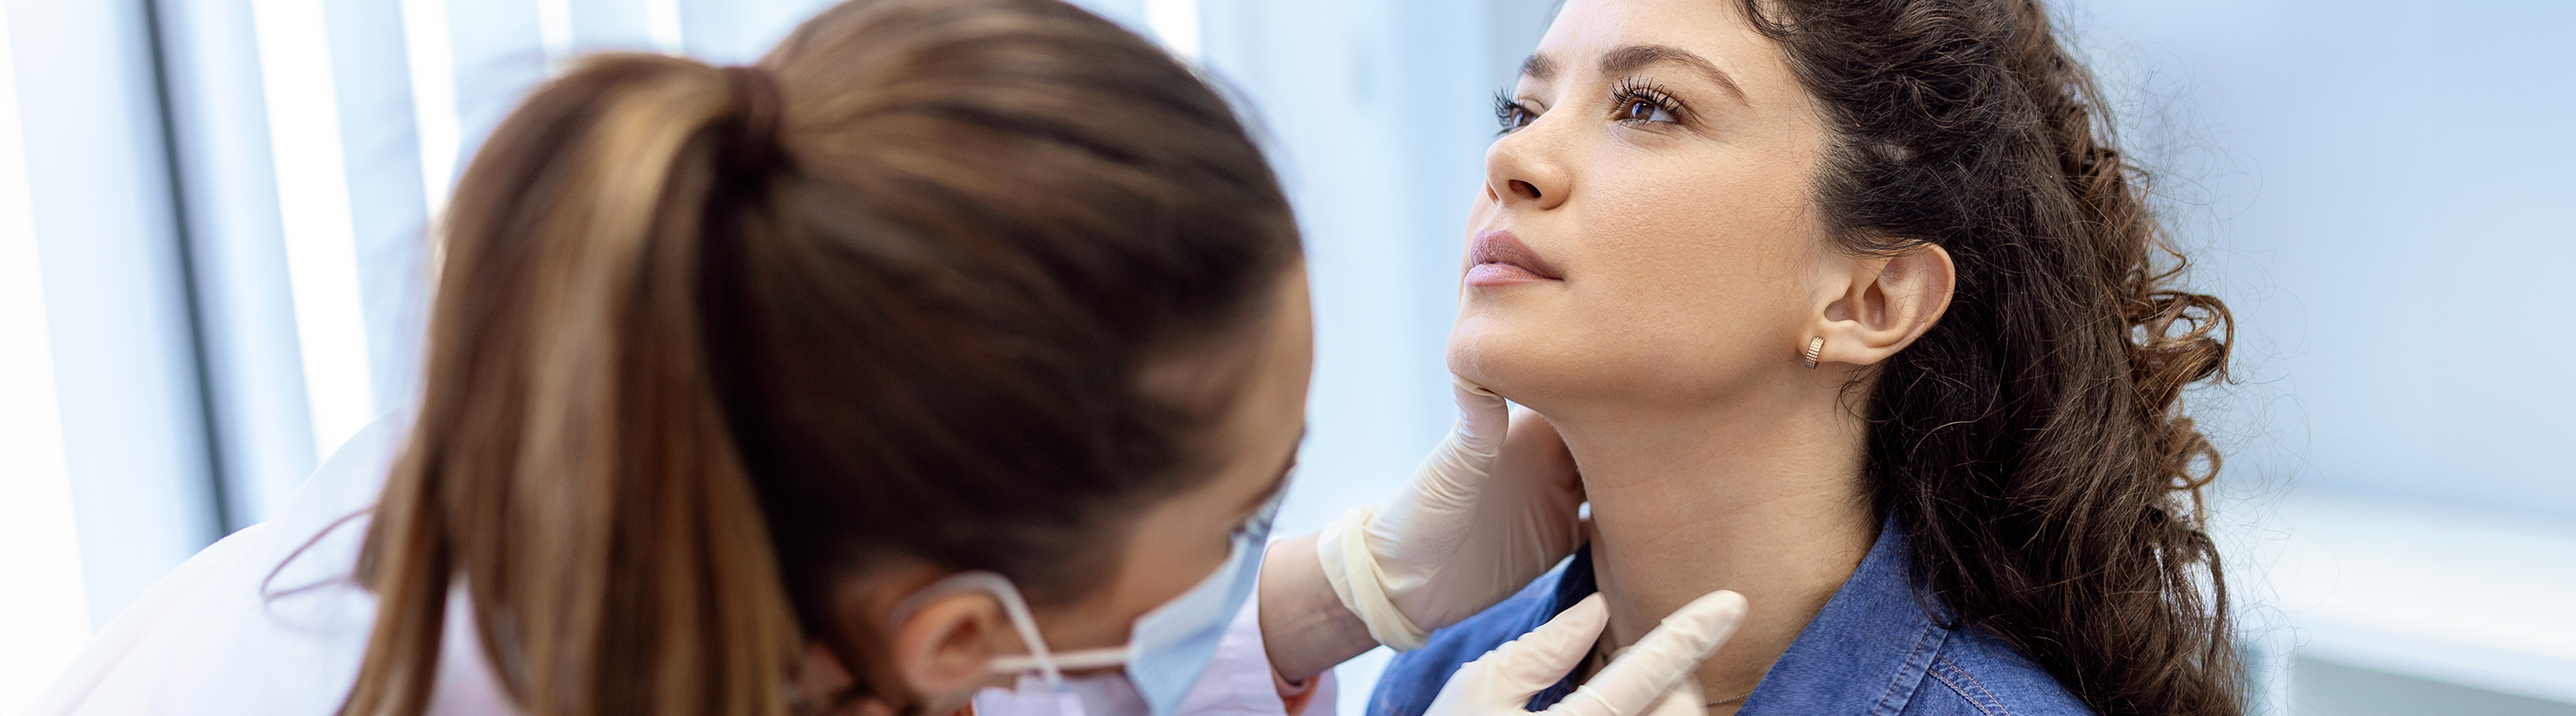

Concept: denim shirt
[[1368, 521, 2093, 716]]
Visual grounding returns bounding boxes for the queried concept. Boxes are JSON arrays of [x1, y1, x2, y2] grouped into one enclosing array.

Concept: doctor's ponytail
[[346, 54, 802, 716], [346, 2, 1299, 715]]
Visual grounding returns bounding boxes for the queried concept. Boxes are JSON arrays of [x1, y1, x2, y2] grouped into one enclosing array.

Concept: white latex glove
[[1428, 591, 1750, 716], [1318, 377, 1586, 649]]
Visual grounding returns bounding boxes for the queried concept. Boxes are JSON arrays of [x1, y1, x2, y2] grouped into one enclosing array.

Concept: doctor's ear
[[889, 592, 1011, 699], [1811, 241, 1955, 368], [793, 577, 1007, 716]]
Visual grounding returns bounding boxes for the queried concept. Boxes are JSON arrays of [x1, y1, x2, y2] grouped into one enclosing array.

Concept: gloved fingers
[[1631, 678, 1708, 716], [1379, 402, 1586, 634], [1413, 386, 1561, 522], [1451, 375, 1510, 458], [1471, 594, 1607, 694], [1592, 590, 1747, 694], [1343, 379, 1515, 643], [1397, 377, 1511, 515], [1538, 591, 1747, 716]]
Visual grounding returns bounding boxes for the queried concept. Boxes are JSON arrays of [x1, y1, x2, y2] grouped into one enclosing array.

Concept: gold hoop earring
[[1802, 336, 1825, 369]]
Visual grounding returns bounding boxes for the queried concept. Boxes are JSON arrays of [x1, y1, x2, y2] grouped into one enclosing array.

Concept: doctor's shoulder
[[30, 409, 419, 715]]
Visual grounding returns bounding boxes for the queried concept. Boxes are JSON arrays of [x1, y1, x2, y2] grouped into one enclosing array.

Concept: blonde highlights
[[347, 55, 800, 716], [343, 2, 1298, 715]]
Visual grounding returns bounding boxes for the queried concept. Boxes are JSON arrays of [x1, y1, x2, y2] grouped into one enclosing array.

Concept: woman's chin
[[1446, 318, 1573, 407]]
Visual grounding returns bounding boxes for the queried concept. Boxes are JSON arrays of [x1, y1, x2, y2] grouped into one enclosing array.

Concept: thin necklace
[[1702, 688, 1754, 709]]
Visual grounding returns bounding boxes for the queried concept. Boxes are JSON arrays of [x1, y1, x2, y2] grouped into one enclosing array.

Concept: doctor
[[32, 1, 1745, 715]]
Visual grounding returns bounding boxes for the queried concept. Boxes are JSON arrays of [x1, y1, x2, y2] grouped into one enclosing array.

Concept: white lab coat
[[29, 411, 1330, 716]]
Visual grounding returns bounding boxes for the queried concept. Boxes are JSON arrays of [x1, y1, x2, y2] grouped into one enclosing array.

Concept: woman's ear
[[1812, 242, 1955, 367]]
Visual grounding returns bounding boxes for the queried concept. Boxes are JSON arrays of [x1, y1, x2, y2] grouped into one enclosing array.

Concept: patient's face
[[1449, 0, 1835, 412]]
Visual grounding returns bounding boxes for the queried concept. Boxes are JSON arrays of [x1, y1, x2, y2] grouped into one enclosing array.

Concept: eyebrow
[[1603, 45, 1746, 101], [1521, 53, 1558, 81], [1521, 45, 1746, 102]]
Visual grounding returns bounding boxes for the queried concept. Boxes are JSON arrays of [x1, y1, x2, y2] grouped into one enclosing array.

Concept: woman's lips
[[1467, 231, 1563, 287]]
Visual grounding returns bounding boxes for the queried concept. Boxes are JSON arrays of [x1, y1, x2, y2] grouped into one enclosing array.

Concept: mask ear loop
[[891, 572, 1099, 716], [891, 574, 1092, 685]]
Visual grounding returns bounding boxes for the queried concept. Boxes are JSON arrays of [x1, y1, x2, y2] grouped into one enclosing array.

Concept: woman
[[33, 2, 1744, 715], [1368, 0, 2238, 714]]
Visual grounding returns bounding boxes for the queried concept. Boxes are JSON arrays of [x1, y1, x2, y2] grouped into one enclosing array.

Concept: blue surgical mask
[[892, 484, 1285, 716]]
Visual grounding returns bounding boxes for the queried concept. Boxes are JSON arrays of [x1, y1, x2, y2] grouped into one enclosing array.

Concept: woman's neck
[[1546, 383, 1877, 713]]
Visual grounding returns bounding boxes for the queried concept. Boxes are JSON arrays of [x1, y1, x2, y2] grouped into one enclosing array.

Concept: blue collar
[[1368, 518, 2094, 716], [1524, 519, 1958, 714], [1729, 519, 1954, 713]]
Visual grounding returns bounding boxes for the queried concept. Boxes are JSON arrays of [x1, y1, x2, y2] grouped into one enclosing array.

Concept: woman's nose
[[1483, 127, 1571, 212]]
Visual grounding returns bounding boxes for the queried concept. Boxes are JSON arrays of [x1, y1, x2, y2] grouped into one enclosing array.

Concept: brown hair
[[341, 2, 1298, 715], [1741, 0, 2241, 713]]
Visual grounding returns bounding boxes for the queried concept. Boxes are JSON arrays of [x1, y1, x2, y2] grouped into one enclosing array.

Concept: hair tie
[[719, 65, 785, 181]]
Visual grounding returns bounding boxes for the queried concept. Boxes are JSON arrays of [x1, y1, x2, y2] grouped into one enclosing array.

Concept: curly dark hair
[[1740, 1, 2241, 713]]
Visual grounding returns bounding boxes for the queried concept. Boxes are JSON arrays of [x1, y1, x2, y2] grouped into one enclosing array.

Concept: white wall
[[8, 0, 223, 634], [2061, 0, 2576, 520], [0, 0, 225, 709], [0, 2, 93, 708], [2059, 1, 2576, 712]]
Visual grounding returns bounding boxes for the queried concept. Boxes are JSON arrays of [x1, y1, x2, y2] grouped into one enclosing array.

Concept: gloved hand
[[1428, 591, 1750, 716], [1317, 376, 1587, 650]]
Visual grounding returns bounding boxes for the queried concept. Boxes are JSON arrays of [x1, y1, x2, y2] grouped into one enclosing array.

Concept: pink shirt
[[1168, 592, 1335, 716]]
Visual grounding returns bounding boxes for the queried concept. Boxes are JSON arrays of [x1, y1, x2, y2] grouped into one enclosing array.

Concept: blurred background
[[0, 0, 2567, 713]]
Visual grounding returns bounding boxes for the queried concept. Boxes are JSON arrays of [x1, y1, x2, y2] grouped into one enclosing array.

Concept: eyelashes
[[1494, 89, 1535, 134], [1608, 77, 1682, 124], [1491, 77, 1689, 135]]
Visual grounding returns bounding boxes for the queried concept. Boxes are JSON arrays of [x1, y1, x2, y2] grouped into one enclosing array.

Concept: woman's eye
[[1608, 79, 1682, 125], [1494, 92, 1537, 133], [1619, 98, 1675, 123]]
